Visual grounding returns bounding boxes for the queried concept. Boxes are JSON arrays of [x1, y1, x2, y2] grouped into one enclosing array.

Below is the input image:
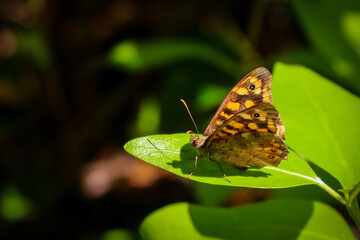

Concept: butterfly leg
[[187, 156, 198, 179], [215, 161, 231, 183]]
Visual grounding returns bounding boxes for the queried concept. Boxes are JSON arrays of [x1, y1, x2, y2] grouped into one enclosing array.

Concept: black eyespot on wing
[[250, 84, 255, 90], [254, 113, 260, 118], [268, 155, 274, 159]]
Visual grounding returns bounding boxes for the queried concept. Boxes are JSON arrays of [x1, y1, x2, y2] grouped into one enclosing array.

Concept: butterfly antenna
[[180, 99, 200, 136]]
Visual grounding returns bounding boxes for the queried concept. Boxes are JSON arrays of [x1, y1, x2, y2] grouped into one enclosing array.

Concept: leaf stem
[[342, 182, 360, 230], [287, 146, 346, 205], [314, 178, 346, 205], [346, 198, 360, 230], [349, 182, 360, 206]]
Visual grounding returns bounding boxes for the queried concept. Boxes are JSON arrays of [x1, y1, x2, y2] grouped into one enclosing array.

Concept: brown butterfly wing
[[206, 103, 285, 142], [208, 133, 288, 168], [203, 67, 273, 137], [203, 103, 288, 168]]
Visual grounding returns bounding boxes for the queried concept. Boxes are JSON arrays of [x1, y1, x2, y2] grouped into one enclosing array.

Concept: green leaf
[[291, 0, 360, 94], [140, 200, 355, 240], [108, 39, 237, 75], [192, 182, 234, 207], [124, 133, 320, 188], [272, 63, 360, 190]]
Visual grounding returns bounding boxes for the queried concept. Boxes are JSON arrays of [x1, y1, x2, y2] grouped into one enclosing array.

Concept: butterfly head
[[190, 135, 206, 148]]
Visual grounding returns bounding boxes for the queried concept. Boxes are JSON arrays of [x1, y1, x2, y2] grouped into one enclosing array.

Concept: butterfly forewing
[[203, 67, 272, 137], [205, 103, 283, 143]]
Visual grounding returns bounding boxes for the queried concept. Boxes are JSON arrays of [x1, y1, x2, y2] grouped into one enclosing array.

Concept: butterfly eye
[[249, 84, 255, 90], [254, 113, 260, 118]]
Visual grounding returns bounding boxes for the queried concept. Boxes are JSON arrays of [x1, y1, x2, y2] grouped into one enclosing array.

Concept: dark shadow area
[[289, 147, 343, 192], [167, 143, 271, 179], [306, 160, 343, 192], [188, 199, 314, 239]]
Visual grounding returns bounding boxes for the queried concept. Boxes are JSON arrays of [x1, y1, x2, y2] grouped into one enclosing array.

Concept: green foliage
[[101, 229, 135, 240], [192, 182, 234, 207], [125, 63, 360, 238], [1, 186, 30, 222], [125, 63, 360, 194], [124, 133, 320, 188], [2, 0, 360, 238], [140, 200, 355, 240], [272, 63, 360, 190], [133, 97, 161, 136], [291, 0, 360, 94], [108, 39, 238, 75]]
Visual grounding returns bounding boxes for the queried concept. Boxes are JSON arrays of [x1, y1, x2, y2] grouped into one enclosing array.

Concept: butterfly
[[186, 67, 288, 183]]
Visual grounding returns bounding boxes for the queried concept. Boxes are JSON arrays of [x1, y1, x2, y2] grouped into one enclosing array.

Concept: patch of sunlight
[[102, 229, 134, 240], [331, 57, 354, 80], [195, 84, 228, 112], [342, 11, 360, 58], [109, 41, 141, 70], [135, 97, 161, 135], [1, 186, 30, 222]]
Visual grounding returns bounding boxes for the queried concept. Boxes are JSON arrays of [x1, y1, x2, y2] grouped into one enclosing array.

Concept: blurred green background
[[0, 0, 359, 239]]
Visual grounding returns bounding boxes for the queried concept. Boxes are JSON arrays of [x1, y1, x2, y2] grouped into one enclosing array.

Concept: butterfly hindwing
[[207, 132, 288, 168], [203, 103, 288, 168], [203, 67, 272, 137]]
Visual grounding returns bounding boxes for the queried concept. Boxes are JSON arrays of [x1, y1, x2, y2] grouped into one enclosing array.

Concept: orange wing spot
[[250, 77, 258, 83], [239, 113, 252, 120], [226, 102, 241, 111], [253, 88, 261, 95], [268, 123, 277, 132], [228, 121, 244, 130], [236, 87, 249, 95], [254, 80, 262, 88], [276, 126, 281, 136], [263, 91, 271, 102], [248, 123, 258, 129], [223, 128, 237, 135], [255, 109, 267, 121], [250, 80, 262, 95], [245, 100, 255, 108], [257, 128, 268, 132], [216, 120, 223, 126], [217, 131, 228, 138], [271, 143, 280, 148], [220, 111, 232, 119]]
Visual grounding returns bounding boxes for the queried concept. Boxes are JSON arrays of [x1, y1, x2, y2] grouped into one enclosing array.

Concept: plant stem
[[314, 178, 346, 205], [346, 198, 360, 230], [349, 182, 360, 206], [317, 179, 360, 230]]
